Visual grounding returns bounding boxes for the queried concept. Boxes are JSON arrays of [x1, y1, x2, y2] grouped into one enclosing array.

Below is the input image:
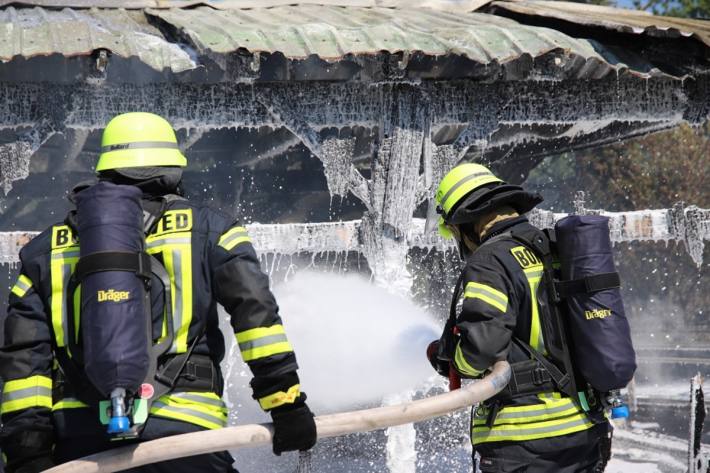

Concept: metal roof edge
[[0, 0, 490, 11], [486, 0, 710, 48], [0, 3, 698, 81]]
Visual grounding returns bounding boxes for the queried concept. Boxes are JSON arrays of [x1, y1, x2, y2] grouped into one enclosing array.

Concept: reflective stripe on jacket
[[448, 216, 594, 445], [471, 393, 593, 444], [1, 197, 301, 451]]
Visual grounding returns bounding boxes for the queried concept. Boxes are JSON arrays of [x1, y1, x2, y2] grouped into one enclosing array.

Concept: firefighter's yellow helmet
[[435, 164, 503, 239], [96, 112, 186, 172]]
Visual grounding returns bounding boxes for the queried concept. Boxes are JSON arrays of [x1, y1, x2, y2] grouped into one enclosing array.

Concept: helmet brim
[[446, 184, 543, 225], [106, 166, 183, 181]]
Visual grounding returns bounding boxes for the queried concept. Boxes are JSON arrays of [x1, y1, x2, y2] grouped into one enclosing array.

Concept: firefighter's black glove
[[270, 395, 317, 456], [427, 340, 450, 378]]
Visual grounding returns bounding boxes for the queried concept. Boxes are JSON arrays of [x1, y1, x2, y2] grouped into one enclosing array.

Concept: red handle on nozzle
[[447, 327, 461, 390], [448, 364, 461, 391]]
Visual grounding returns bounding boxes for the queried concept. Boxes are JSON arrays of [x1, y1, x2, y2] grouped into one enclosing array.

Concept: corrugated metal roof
[[0, 2, 698, 77], [146, 5, 607, 64], [488, 0, 710, 48], [0, 6, 196, 71], [0, 1, 489, 11]]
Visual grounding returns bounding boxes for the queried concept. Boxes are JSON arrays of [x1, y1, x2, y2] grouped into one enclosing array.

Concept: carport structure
[[0, 0, 709, 286]]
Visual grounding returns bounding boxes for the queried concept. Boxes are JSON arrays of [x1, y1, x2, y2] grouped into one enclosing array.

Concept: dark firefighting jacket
[[0, 195, 301, 458], [449, 216, 594, 445]]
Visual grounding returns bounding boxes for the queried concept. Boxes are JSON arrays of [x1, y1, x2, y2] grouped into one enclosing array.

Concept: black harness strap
[[438, 271, 466, 362], [52, 346, 103, 408], [511, 337, 571, 394], [74, 251, 152, 281], [510, 228, 580, 398], [555, 272, 620, 298], [54, 195, 216, 437], [154, 323, 207, 395], [486, 337, 572, 427]]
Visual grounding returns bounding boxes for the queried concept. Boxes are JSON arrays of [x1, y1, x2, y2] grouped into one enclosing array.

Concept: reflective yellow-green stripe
[[52, 398, 89, 410], [218, 227, 252, 251], [438, 166, 501, 214], [50, 246, 79, 348], [236, 324, 287, 343], [3, 376, 52, 392], [150, 392, 227, 430], [1, 376, 52, 414], [236, 325, 294, 362], [524, 267, 544, 352], [464, 282, 508, 313], [453, 341, 483, 377], [474, 396, 580, 426], [240, 341, 293, 362], [146, 233, 193, 354], [472, 412, 593, 444], [258, 384, 301, 410], [11, 274, 32, 297]]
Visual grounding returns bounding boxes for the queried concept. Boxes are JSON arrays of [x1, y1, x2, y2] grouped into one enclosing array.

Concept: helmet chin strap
[[457, 238, 469, 261], [455, 225, 480, 260]]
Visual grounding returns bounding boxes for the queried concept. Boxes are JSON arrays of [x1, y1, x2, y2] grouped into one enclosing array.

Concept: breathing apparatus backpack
[[445, 214, 637, 424], [53, 181, 200, 439], [500, 215, 636, 421]]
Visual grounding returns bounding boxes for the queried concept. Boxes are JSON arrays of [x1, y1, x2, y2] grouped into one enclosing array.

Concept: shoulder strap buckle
[[532, 366, 549, 386], [485, 400, 501, 428]]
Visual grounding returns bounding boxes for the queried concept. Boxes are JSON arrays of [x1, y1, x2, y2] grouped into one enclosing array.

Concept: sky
[[614, 0, 643, 9]]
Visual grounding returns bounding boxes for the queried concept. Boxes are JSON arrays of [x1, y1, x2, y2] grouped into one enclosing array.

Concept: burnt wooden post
[[361, 84, 428, 291]]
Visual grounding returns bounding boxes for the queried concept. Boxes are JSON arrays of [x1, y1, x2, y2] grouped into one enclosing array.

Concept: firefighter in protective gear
[[428, 163, 611, 473], [0, 112, 317, 473]]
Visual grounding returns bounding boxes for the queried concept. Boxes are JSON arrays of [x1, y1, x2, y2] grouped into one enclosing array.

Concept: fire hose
[[44, 361, 510, 473]]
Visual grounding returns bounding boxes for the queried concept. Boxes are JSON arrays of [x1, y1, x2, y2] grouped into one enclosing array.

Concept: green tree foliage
[[530, 123, 709, 211], [565, 0, 710, 20], [632, 0, 710, 18], [536, 0, 710, 342], [526, 123, 709, 344]]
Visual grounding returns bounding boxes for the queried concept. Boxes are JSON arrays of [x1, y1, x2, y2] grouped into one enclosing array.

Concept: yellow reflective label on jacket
[[51, 225, 77, 249], [149, 210, 193, 238], [258, 384, 300, 410], [510, 246, 542, 270]]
